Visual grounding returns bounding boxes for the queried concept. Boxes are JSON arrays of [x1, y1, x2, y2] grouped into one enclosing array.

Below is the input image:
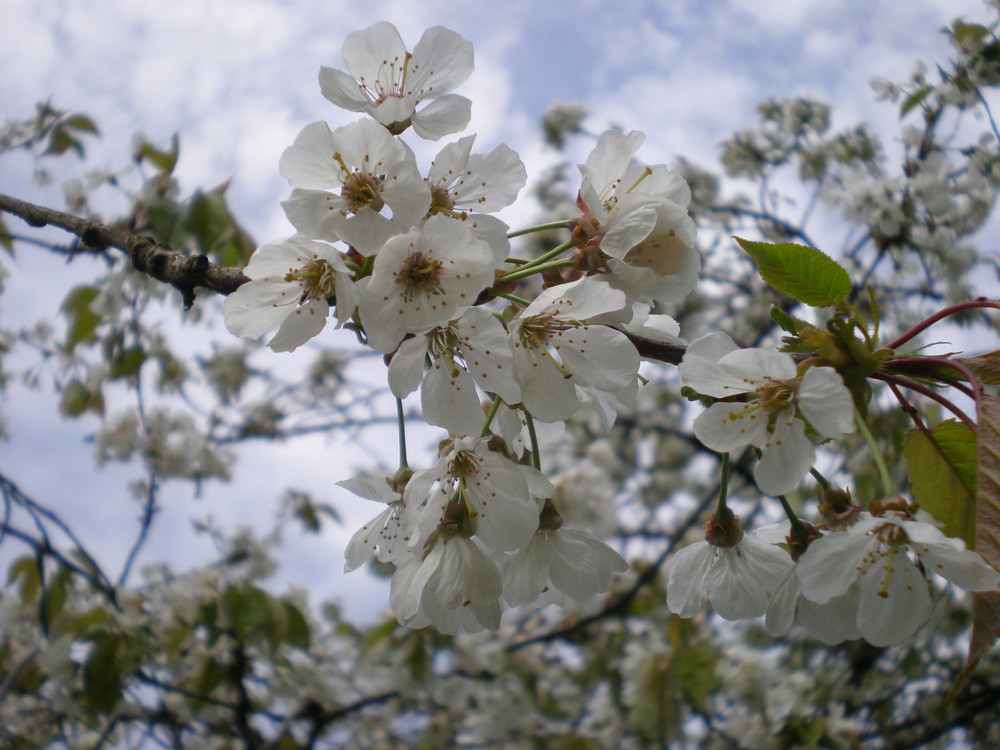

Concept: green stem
[[500, 292, 531, 307], [481, 396, 502, 438], [506, 220, 571, 239], [776, 494, 804, 531], [501, 238, 578, 282], [809, 467, 832, 491], [855, 408, 894, 496], [396, 398, 409, 470], [501, 258, 577, 284], [525, 411, 541, 471], [715, 453, 730, 516]]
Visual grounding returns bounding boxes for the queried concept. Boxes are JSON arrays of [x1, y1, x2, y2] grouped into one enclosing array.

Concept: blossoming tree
[[2, 11, 1000, 749]]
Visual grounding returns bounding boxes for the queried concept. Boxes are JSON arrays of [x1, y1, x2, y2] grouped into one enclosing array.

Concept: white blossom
[[796, 506, 1000, 646], [337, 476, 408, 572], [387, 306, 520, 435], [679, 331, 855, 496], [280, 118, 429, 255], [426, 134, 527, 262], [359, 215, 496, 353], [223, 235, 355, 352], [508, 277, 639, 423], [667, 527, 792, 621], [319, 22, 474, 140]]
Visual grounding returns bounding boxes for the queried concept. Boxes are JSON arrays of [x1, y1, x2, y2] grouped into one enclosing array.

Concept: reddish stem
[[886, 299, 1000, 351], [873, 372, 977, 431]]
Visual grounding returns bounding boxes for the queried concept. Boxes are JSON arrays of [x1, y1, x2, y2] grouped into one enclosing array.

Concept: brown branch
[[0, 192, 248, 308]]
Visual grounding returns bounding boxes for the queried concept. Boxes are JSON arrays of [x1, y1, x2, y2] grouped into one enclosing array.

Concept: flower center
[[358, 51, 414, 105], [754, 377, 799, 413], [284, 258, 338, 303], [395, 251, 444, 302], [428, 184, 467, 220], [333, 152, 385, 213]]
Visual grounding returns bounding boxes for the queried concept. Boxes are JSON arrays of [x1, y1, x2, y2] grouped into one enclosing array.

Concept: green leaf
[[109, 346, 147, 379], [64, 113, 99, 135], [61, 285, 102, 352], [44, 126, 84, 158], [135, 134, 180, 174], [7, 556, 41, 604], [734, 237, 851, 307], [185, 188, 255, 266], [0, 216, 13, 253], [902, 420, 976, 546], [83, 633, 128, 714], [770, 304, 811, 335], [221, 585, 288, 645], [900, 85, 933, 117], [282, 602, 311, 650]]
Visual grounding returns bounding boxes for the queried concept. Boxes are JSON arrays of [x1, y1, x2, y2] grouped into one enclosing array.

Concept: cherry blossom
[[337, 475, 408, 572], [389, 529, 502, 634], [573, 129, 700, 304], [666, 527, 793, 621], [223, 235, 355, 352], [319, 22, 474, 140], [502, 500, 628, 606], [387, 307, 520, 436], [426, 134, 527, 262], [279, 118, 429, 255], [796, 503, 1000, 646], [358, 215, 496, 353], [508, 277, 640, 423], [678, 331, 855, 496]]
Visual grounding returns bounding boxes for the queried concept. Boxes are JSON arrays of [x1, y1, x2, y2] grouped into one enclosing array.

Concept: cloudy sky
[[1, 0, 994, 622]]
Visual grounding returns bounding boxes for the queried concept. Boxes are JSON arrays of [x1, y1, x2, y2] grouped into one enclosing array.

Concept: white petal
[[797, 527, 877, 604], [411, 95, 473, 140], [267, 298, 329, 352], [421, 361, 485, 436], [797, 366, 856, 438], [556, 325, 639, 392], [387, 334, 429, 398], [693, 403, 768, 452], [797, 585, 861, 644], [754, 416, 815, 496], [677, 332, 744, 397], [856, 550, 931, 646], [666, 542, 714, 617]]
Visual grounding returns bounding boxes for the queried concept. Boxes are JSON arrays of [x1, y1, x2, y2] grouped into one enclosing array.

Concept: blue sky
[[0, 0, 994, 622]]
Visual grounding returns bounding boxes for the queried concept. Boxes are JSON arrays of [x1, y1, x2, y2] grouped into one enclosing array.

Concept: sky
[[1, 0, 995, 623]]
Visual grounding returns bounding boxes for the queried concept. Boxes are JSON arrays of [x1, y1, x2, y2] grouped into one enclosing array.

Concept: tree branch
[[0, 192, 248, 308]]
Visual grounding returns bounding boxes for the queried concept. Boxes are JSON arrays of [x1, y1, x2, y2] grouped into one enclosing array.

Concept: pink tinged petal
[[796, 527, 878, 604], [421, 362, 485, 436], [797, 585, 861, 644], [797, 366, 856, 438], [410, 26, 475, 96], [677, 332, 744, 396], [693, 402, 770, 452], [387, 334, 429, 398], [754, 416, 815, 496], [267, 298, 329, 352], [411, 95, 473, 140], [708, 537, 792, 620], [856, 549, 931, 646], [548, 529, 628, 600], [764, 567, 801, 636], [556, 325, 640, 392], [666, 541, 715, 617]]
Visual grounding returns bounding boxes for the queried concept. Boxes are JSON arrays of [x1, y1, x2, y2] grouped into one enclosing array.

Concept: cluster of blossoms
[[224, 22, 999, 639], [223, 23, 699, 632]]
